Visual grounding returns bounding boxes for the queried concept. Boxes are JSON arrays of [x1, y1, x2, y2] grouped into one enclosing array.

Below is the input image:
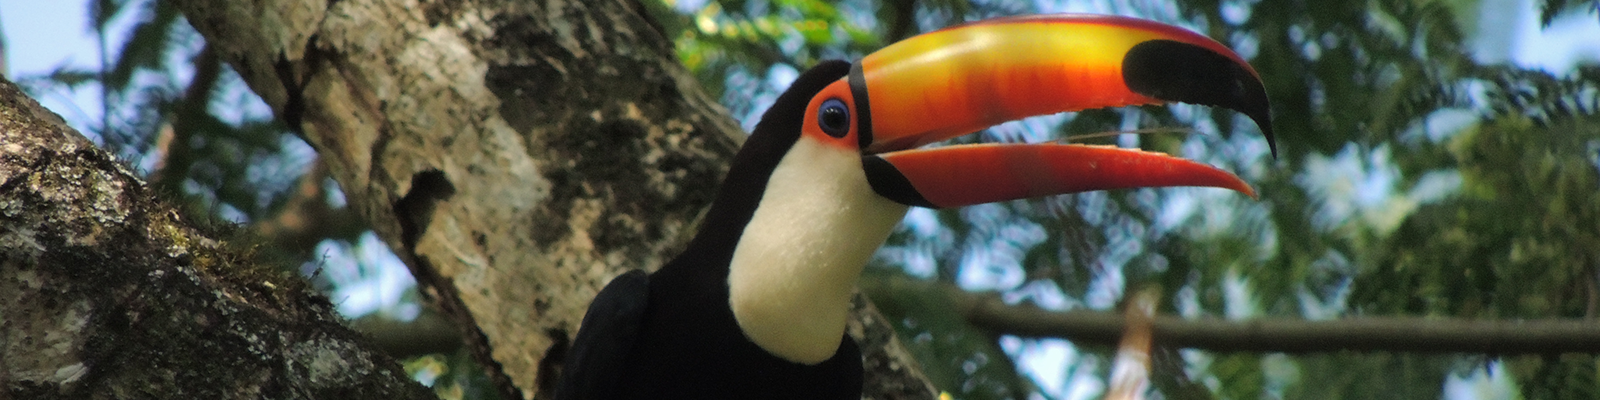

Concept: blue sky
[[2, 0, 133, 128]]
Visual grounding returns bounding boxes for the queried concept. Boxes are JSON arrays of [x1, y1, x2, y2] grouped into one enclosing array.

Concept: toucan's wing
[[555, 269, 649, 400]]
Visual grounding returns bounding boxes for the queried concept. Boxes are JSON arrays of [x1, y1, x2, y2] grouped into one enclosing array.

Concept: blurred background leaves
[[5, 0, 1598, 398]]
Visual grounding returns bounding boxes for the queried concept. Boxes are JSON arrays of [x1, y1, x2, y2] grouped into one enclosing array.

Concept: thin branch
[[870, 276, 1600, 354], [350, 309, 464, 359]]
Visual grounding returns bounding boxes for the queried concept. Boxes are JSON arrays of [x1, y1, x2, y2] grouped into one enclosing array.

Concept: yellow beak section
[[852, 14, 1273, 156], [849, 14, 1275, 208]]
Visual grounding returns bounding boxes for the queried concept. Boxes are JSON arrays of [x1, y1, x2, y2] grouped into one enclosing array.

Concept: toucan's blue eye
[[817, 98, 850, 138]]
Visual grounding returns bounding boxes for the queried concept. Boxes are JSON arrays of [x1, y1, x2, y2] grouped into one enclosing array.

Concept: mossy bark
[[0, 79, 432, 399]]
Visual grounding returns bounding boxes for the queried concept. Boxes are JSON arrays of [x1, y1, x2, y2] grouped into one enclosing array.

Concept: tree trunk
[[0, 79, 432, 399], [168, 0, 937, 398]]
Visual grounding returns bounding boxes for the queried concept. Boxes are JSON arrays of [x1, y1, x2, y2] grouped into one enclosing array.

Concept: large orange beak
[[842, 14, 1273, 208]]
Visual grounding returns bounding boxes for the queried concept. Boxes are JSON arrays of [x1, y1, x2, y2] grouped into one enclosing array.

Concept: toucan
[[555, 14, 1274, 400]]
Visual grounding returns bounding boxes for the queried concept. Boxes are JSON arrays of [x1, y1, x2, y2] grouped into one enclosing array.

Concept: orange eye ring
[[800, 80, 861, 151]]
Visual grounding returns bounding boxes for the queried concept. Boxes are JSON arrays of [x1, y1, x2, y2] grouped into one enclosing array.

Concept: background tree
[[4, 0, 1599, 399]]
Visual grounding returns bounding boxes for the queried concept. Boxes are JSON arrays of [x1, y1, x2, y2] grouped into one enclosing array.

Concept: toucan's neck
[[726, 138, 908, 364], [655, 60, 905, 365], [661, 134, 907, 365]]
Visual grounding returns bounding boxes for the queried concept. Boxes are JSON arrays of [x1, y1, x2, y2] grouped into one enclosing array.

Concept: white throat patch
[[727, 138, 909, 365]]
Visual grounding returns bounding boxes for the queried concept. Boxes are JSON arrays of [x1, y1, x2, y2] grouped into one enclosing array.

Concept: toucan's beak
[[846, 14, 1273, 208]]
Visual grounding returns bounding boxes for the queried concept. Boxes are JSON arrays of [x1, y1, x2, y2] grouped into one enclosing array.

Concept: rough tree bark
[[0, 79, 431, 398], [168, 0, 937, 398]]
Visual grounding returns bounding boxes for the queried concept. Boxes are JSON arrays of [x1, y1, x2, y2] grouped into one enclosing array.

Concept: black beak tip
[[1261, 118, 1279, 159], [1123, 39, 1277, 159], [1244, 106, 1277, 159]]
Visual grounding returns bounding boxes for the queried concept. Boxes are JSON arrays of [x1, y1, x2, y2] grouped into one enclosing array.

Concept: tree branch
[[0, 77, 431, 399], [869, 275, 1600, 354], [350, 309, 464, 360], [171, 1, 938, 398]]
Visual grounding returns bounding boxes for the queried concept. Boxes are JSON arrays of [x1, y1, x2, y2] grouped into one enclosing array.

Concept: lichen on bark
[[1, 78, 431, 400]]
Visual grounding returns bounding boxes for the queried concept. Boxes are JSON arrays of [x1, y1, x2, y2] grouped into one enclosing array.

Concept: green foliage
[[404, 349, 506, 400], [1511, 354, 1600, 400], [642, 0, 882, 105], [1283, 354, 1455, 400], [862, 270, 1038, 400], [1537, 0, 1600, 27], [104, 0, 179, 92], [18, 0, 338, 263], [1354, 115, 1600, 317], [806, 0, 1596, 398], [35, 0, 1600, 398]]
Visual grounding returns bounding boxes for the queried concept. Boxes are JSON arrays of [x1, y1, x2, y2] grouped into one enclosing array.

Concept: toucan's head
[[716, 14, 1275, 365], [771, 14, 1273, 209]]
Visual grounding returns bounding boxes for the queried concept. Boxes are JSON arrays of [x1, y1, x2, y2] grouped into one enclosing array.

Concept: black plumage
[[555, 61, 863, 400]]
